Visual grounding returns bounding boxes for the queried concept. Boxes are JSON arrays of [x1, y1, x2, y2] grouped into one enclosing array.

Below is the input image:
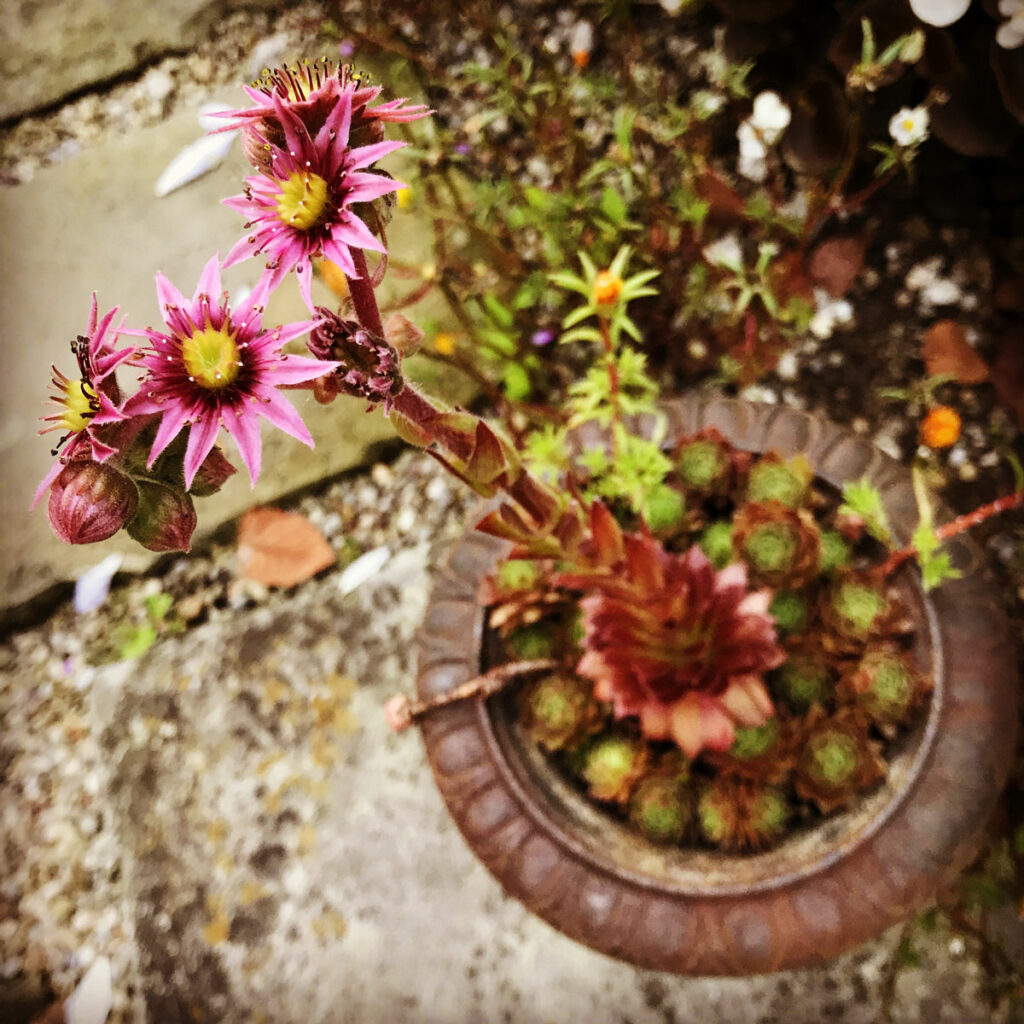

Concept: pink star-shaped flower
[[125, 255, 336, 489]]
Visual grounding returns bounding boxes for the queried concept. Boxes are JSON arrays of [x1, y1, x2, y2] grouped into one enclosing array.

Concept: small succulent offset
[[36, 61, 1022, 856]]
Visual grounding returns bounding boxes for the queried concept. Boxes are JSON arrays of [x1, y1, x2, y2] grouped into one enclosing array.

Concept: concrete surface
[[0, 0, 266, 120], [0, 450, 1010, 1024]]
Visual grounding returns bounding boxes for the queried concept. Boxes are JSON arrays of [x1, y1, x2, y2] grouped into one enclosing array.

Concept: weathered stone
[[0, 1, 254, 120]]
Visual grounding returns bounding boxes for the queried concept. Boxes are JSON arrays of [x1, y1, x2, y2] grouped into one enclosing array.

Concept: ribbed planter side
[[416, 394, 1019, 975]]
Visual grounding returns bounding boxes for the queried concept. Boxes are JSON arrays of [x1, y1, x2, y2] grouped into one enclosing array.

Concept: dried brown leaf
[[237, 508, 336, 587], [992, 328, 1024, 429], [921, 319, 990, 384], [807, 236, 867, 298]]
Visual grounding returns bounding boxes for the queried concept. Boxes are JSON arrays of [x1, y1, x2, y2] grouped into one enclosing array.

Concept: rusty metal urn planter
[[415, 394, 1018, 975]]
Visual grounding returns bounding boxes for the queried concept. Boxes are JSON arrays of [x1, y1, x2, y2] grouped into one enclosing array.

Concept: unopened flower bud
[[188, 445, 238, 497], [126, 479, 197, 552], [384, 313, 424, 357], [47, 460, 139, 545], [591, 269, 623, 307]]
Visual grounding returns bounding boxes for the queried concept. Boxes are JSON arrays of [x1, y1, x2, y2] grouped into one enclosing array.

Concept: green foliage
[[911, 523, 962, 591], [839, 478, 892, 543], [524, 246, 669, 516], [111, 589, 183, 661]]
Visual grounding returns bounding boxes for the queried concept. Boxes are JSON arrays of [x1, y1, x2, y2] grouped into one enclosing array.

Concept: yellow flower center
[[60, 379, 99, 433], [275, 170, 330, 230], [902, 118, 915, 134], [182, 325, 241, 390]]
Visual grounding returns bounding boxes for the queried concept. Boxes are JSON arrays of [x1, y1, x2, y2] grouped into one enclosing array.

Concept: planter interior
[[416, 394, 1019, 975]]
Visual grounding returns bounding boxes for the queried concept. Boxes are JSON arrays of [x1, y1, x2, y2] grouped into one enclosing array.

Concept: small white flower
[[702, 232, 744, 272], [691, 89, 726, 119], [888, 105, 930, 147], [737, 120, 768, 161], [809, 288, 854, 340], [996, 0, 1024, 48], [908, 0, 971, 28], [659, 0, 687, 12], [737, 151, 768, 183], [750, 91, 792, 144]]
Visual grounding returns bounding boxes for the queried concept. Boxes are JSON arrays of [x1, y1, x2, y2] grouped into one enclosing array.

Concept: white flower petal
[[154, 131, 237, 198], [64, 956, 113, 1024], [909, 0, 971, 26], [338, 546, 391, 595], [74, 554, 124, 614]]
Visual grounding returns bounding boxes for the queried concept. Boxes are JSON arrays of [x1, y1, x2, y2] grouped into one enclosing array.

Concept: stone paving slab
[[0, 0, 259, 121], [0, 106, 463, 621], [12, 456, 996, 1024]]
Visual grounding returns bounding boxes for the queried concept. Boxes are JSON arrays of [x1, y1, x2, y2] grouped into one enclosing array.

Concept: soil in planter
[[482, 433, 935, 855]]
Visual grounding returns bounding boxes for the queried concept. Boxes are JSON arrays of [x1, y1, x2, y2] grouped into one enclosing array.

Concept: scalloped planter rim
[[415, 394, 1018, 975]]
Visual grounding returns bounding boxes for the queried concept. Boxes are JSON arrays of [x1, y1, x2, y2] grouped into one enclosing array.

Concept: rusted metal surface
[[416, 395, 1019, 975]]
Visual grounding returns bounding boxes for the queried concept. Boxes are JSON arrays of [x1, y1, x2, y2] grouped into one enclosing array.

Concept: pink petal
[[221, 404, 262, 486], [321, 238, 357, 277], [255, 388, 314, 447], [183, 412, 222, 490], [32, 460, 65, 509], [155, 272, 189, 318], [224, 232, 262, 268], [192, 253, 223, 308], [333, 213, 386, 254], [263, 353, 337, 386], [347, 139, 406, 170], [147, 401, 192, 467], [296, 260, 315, 311], [344, 171, 404, 204]]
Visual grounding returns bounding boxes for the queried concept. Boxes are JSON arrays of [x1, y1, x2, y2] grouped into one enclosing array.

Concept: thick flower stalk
[[222, 88, 407, 309], [124, 255, 335, 489], [34, 294, 135, 507], [557, 535, 785, 759]]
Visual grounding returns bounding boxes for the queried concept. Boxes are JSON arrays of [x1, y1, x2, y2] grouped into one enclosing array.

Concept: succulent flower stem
[[880, 490, 1024, 576], [346, 249, 386, 337], [384, 658, 559, 731], [598, 315, 620, 459]]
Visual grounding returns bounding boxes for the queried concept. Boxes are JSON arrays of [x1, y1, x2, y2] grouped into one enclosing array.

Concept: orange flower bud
[[591, 270, 623, 307], [920, 406, 961, 449]]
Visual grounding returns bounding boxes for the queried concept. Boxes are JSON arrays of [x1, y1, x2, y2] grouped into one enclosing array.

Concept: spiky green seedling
[[730, 719, 780, 760], [743, 523, 798, 574], [747, 461, 807, 507], [699, 521, 735, 568], [678, 439, 728, 490], [748, 786, 790, 846], [508, 623, 556, 660], [643, 484, 687, 533], [769, 590, 808, 634], [830, 579, 887, 639], [819, 530, 851, 575], [629, 776, 691, 844], [580, 734, 646, 802], [773, 655, 831, 710], [521, 673, 597, 752]]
